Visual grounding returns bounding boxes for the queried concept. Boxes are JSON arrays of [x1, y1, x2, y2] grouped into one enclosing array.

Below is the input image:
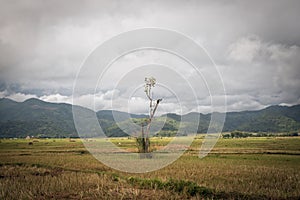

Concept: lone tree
[[136, 77, 162, 155]]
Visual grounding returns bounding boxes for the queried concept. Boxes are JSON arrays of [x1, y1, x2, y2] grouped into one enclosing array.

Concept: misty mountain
[[0, 98, 78, 138], [0, 98, 299, 138]]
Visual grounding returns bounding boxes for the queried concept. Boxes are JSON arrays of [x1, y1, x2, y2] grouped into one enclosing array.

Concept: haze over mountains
[[0, 98, 299, 138]]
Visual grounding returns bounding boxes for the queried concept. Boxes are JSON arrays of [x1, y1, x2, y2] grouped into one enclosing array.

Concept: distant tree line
[[222, 131, 299, 138]]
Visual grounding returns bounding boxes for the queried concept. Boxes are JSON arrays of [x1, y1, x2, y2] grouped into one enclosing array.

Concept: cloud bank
[[0, 0, 300, 114]]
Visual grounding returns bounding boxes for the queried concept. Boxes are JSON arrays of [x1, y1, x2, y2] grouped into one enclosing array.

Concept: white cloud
[[127, 97, 148, 114], [0, 90, 8, 98], [221, 35, 300, 108], [40, 93, 72, 104], [228, 35, 261, 62], [6, 93, 38, 102]]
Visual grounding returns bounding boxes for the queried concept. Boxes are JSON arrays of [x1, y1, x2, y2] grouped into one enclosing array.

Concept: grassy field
[[0, 136, 299, 199]]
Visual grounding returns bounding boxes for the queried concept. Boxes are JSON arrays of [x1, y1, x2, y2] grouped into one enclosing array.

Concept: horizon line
[[1, 97, 299, 116]]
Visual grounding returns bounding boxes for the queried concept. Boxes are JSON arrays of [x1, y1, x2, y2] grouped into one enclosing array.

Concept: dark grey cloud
[[0, 0, 300, 113]]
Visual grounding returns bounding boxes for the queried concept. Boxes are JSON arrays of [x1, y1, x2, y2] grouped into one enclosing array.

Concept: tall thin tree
[[143, 77, 162, 154]]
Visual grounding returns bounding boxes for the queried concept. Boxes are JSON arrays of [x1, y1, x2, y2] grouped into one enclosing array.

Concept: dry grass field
[[0, 136, 299, 199]]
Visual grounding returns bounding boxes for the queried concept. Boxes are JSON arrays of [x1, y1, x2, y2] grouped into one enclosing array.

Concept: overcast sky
[[0, 0, 300, 114]]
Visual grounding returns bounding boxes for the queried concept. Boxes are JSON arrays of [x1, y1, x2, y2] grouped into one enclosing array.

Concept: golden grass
[[0, 137, 300, 199]]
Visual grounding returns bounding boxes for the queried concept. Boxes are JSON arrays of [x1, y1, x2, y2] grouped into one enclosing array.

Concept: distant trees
[[223, 131, 252, 138], [223, 131, 300, 138], [231, 131, 252, 138]]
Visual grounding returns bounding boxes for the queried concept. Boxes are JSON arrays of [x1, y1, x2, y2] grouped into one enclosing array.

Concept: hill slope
[[0, 98, 79, 138], [0, 98, 299, 138]]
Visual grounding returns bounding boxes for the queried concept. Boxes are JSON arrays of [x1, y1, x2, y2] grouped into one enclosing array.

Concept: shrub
[[127, 177, 213, 197]]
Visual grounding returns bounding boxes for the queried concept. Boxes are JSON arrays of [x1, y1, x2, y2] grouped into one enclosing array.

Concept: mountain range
[[0, 98, 300, 138]]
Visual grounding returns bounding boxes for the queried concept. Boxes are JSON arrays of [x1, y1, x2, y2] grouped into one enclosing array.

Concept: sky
[[0, 0, 300, 114]]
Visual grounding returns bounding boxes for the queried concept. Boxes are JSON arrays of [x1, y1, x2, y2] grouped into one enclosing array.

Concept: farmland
[[0, 136, 300, 199]]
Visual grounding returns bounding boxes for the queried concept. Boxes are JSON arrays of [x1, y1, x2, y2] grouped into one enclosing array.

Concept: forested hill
[[0, 98, 299, 138]]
